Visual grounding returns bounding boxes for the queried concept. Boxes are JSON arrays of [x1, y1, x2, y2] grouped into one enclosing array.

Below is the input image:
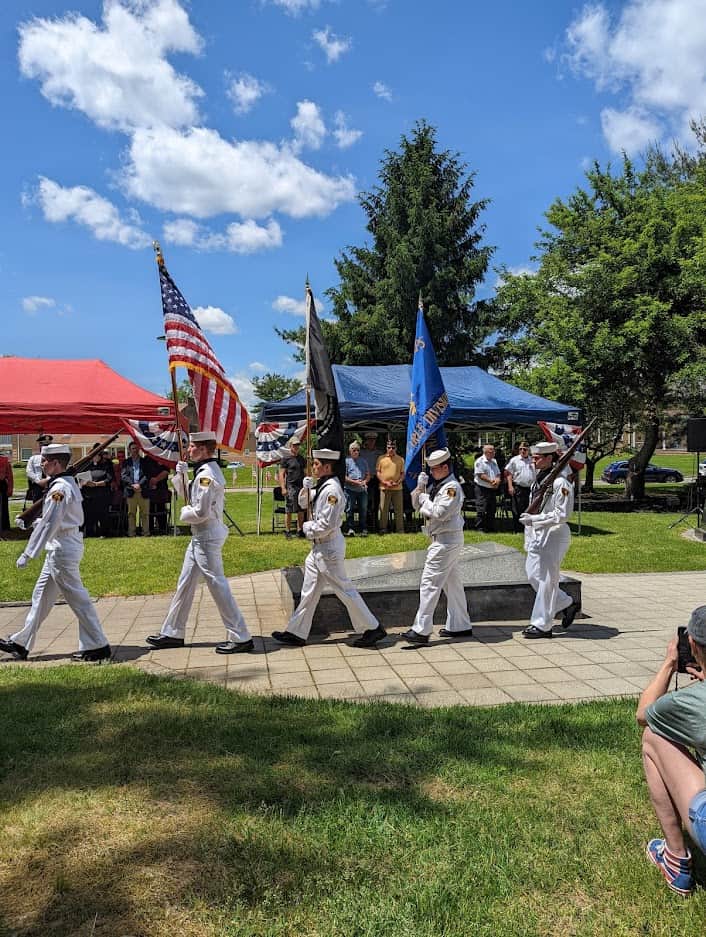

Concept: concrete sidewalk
[[1, 570, 702, 706]]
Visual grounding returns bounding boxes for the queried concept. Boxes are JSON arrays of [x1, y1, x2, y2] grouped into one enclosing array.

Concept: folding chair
[[272, 485, 287, 533]]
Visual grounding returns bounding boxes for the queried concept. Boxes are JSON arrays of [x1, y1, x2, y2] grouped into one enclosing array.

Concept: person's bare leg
[[642, 727, 704, 853]]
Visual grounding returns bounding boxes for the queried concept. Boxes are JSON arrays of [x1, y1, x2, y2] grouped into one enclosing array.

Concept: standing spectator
[[473, 444, 501, 532], [377, 439, 405, 534], [121, 441, 151, 537], [344, 441, 369, 536], [636, 606, 706, 897], [278, 437, 306, 539], [359, 431, 382, 532], [504, 440, 535, 533], [26, 434, 53, 503], [79, 447, 113, 537], [0, 448, 13, 531], [0, 444, 111, 662], [145, 456, 170, 535]]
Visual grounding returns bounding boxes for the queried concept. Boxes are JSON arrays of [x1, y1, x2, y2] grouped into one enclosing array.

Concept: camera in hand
[[677, 626, 697, 673]]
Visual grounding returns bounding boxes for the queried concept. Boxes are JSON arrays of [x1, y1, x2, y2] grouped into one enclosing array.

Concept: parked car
[[600, 460, 684, 484], [227, 460, 244, 470]]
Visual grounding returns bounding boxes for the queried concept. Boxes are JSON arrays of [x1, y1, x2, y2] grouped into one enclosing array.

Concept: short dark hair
[[55, 454, 71, 469]]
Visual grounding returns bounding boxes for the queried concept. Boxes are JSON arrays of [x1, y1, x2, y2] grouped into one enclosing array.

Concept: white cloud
[[249, 361, 268, 373], [124, 125, 355, 219], [229, 372, 258, 411], [267, 0, 323, 13], [273, 293, 325, 316], [313, 26, 351, 64], [35, 176, 151, 248], [163, 217, 283, 253], [565, 0, 706, 153], [291, 99, 326, 151], [226, 72, 270, 114], [372, 80, 392, 101], [18, 0, 203, 132], [22, 295, 56, 314], [332, 110, 362, 149], [193, 305, 238, 335]]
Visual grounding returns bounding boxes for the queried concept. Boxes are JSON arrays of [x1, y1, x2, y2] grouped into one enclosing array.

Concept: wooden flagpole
[[153, 240, 185, 537]]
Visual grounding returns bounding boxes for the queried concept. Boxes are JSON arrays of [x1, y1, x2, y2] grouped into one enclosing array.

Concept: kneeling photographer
[[636, 606, 706, 897]]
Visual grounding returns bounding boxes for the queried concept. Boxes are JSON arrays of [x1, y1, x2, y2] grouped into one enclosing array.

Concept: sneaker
[[284, 530, 293, 540], [297, 530, 306, 539], [646, 839, 694, 896], [360, 530, 368, 538], [345, 529, 356, 537]]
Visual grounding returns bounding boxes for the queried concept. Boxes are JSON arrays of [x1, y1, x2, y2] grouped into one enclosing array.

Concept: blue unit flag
[[405, 305, 450, 488]]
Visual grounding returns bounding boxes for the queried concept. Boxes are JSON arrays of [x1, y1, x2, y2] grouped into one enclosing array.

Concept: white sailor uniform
[[285, 475, 378, 641], [410, 475, 472, 636], [160, 459, 251, 643], [523, 470, 575, 631], [11, 475, 109, 653]]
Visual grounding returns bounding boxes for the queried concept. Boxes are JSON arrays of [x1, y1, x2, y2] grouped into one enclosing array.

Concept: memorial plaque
[[280, 543, 581, 634]]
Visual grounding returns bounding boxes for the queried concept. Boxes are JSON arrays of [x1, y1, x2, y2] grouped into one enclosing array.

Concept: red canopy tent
[[0, 357, 178, 434]]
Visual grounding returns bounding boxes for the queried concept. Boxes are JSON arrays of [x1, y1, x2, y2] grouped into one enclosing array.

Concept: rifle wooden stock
[[16, 431, 122, 531], [526, 418, 597, 515]]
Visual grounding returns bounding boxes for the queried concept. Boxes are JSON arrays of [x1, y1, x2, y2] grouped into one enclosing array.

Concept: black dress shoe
[[271, 630, 306, 647], [522, 625, 553, 640], [215, 639, 254, 654], [146, 634, 185, 649], [71, 644, 112, 662], [351, 625, 388, 648], [439, 627, 474, 639], [0, 638, 29, 660], [401, 629, 429, 645], [561, 601, 581, 630]]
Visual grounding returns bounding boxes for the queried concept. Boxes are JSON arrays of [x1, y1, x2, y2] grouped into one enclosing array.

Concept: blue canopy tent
[[260, 364, 580, 430]]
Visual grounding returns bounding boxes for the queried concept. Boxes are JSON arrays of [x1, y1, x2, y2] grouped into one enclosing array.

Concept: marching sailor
[[272, 448, 386, 648], [146, 431, 253, 654], [402, 448, 473, 645], [0, 443, 111, 662], [520, 441, 580, 639]]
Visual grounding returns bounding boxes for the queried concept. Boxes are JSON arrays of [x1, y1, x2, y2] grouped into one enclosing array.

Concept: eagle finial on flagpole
[[153, 240, 164, 267], [418, 290, 424, 312]]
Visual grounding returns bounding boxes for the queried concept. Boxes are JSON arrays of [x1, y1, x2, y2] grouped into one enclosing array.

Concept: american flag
[[123, 419, 189, 467], [157, 253, 250, 452], [538, 421, 587, 471], [255, 419, 310, 467]]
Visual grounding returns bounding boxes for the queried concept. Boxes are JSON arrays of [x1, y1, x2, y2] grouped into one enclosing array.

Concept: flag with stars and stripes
[[122, 419, 189, 467], [157, 253, 250, 452]]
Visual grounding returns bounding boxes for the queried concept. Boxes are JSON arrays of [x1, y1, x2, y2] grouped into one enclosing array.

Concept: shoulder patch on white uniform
[[51, 491, 65, 502], [561, 487, 569, 496], [447, 486, 457, 498], [327, 494, 338, 505], [199, 476, 212, 488]]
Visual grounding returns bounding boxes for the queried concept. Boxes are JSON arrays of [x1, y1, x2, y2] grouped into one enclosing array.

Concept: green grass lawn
[[0, 666, 703, 937], [2, 491, 706, 602]]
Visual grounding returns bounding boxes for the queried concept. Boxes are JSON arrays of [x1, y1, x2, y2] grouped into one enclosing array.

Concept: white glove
[[302, 520, 315, 538], [179, 506, 190, 523], [417, 472, 429, 489], [302, 476, 314, 489], [16, 554, 28, 569], [519, 513, 534, 527], [176, 460, 189, 475], [417, 492, 429, 506]]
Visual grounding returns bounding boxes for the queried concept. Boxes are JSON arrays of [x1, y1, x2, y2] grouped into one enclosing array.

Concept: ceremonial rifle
[[526, 418, 596, 515], [16, 431, 122, 530]]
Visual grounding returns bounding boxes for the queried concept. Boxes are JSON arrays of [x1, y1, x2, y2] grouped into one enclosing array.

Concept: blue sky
[[3, 0, 705, 410]]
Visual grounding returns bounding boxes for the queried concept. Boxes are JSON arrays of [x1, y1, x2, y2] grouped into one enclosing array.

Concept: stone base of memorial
[[280, 542, 581, 635]]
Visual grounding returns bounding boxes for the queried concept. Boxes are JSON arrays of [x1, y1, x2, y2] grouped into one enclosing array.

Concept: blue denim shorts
[[688, 788, 706, 855]]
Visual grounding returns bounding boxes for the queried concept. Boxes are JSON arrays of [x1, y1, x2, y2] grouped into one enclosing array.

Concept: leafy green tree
[[495, 144, 706, 497], [165, 378, 194, 404], [251, 372, 302, 404], [277, 120, 494, 366]]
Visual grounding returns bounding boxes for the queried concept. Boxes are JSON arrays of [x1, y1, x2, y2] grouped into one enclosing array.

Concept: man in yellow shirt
[[376, 439, 405, 533]]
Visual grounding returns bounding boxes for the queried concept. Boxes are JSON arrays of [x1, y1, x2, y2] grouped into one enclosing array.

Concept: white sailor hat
[[189, 431, 217, 444], [312, 448, 340, 461], [41, 444, 72, 457], [289, 436, 301, 445], [531, 441, 559, 456], [426, 448, 451, 467]]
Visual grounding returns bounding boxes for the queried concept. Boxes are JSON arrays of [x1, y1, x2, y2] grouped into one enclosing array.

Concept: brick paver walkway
[[1, 570, 702, 706]]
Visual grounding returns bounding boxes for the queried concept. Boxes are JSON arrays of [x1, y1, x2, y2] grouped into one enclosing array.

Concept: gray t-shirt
[[646, 679, 706, 781]]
